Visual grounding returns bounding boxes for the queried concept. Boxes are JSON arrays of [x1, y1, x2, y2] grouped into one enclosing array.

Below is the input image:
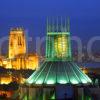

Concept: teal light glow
[[27, 79, 34, 84], [50, 93, 55, 99], [81, 79, 88, 84], [47, 80, 55, 84], [46, 32, 72, 60], [85, 75, 92, 83], [71, 79, 79, 84], [48, 32, 70, 35], [36, 80, 43, 84], [58, 80, 67, 84], [89, 80, 92, 83], [26, 61, 92, 85]]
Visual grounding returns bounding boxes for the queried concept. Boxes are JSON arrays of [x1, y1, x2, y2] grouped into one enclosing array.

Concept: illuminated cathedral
[[20, 18, 92, 100], [27, 18, 92, 85], [0, 28, 39, 70], [9, 28, 26, 59]]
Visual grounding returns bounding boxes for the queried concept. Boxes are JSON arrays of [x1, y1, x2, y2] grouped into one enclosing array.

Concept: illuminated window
[[46, 32, 72, 60]]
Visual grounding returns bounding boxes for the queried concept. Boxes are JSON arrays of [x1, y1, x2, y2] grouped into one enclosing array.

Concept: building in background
[[9, 28, 26, 59], [0, 28, 39, 70]]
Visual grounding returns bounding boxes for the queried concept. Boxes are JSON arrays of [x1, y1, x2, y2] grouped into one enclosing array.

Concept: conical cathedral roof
[[26, 61, 92, 85]]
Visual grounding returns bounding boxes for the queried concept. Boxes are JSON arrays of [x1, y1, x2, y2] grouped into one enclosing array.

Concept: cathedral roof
[[26, 61, 92, 86]]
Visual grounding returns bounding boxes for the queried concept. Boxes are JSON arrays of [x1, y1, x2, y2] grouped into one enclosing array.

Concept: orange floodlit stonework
[[9, 28, 26, 59], [0, 28, 39, 70]]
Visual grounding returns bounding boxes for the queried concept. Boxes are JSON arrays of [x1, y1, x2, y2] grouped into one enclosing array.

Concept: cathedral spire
[[61, 16, 63, 32], [47, 17, 49, 33], [52, 17, 55, 32], [67, 17, 70, 32], [56, 16, 59, 32]]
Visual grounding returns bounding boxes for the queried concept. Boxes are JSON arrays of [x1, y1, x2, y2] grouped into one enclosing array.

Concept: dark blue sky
[[0, 0, 100, 52]]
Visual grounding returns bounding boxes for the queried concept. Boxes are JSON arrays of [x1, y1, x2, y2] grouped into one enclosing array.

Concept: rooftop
[[26, 61, 92, 86]]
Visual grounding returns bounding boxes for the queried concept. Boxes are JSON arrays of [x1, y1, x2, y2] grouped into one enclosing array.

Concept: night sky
[[0, 0, 100, 53]]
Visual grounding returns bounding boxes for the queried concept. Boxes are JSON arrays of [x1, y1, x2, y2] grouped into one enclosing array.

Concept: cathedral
[[0, 28, 39, 70]]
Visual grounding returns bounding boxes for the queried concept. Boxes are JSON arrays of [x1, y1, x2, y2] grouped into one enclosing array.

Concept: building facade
[[0, 28, 39, 70], [9, 28, 26, 59]]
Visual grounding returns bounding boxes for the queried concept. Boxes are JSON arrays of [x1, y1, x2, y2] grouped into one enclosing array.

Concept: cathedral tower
[[46, 17, 72, 61], [9, 28, 26, 59]]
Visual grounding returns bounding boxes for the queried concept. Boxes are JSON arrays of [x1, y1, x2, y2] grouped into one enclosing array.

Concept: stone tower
[[9, 28, 26, 59]]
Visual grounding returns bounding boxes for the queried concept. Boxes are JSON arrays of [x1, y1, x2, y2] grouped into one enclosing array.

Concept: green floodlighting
[[50, 93, 55, 99], [46, 17, 72, 61], [58, 79, 68, 84], [36, 80, 43, 84], [47, 80, 55, 85], [27, 79, 34, 84], [26, 17, 92, 86], [71, 79, 79, 84], [27, 61, 92, 85]]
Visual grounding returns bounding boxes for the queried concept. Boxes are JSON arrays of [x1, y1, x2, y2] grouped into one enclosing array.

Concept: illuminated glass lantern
[[46, 18, 72, 61]]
